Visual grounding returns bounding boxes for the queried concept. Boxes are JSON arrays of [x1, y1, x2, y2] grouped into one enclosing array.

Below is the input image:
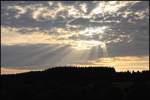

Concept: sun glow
[[70, 25, 109, 51], [71, 40, 101, 50], [80, 26, 108, 36], [70, 40, 109, 59]]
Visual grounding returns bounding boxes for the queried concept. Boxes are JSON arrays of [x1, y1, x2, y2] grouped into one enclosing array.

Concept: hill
[[1, 66, 150, 100]]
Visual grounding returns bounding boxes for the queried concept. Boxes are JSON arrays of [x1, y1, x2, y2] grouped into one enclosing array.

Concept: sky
[[1, 1, 149, 74]]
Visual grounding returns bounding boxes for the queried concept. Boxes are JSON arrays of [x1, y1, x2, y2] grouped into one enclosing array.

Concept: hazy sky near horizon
[[1, 1, 149, 72]]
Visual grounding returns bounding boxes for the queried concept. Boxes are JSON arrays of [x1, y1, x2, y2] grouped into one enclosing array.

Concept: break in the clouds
[[1, 1, 149, 72]]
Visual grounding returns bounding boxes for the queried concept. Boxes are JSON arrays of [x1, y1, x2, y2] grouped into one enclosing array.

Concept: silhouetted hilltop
[[1, 66, 150, 100], [45, 66, 116, 72], [2, 66, 150, 81]]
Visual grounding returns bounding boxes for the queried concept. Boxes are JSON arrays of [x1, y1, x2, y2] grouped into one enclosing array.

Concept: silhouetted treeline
[[1, 66, 150, 100]]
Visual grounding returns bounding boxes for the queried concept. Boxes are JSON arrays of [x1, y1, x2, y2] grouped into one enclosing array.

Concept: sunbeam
[[1, 1, 149, 73], [99, 42, 108, 57]]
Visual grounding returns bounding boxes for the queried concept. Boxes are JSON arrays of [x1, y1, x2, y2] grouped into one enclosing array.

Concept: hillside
[[1, 67, 150, 100]]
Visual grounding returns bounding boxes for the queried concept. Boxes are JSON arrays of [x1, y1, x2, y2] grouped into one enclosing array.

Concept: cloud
[[1, 1, 149, 45], [79, 3, 87, 13], [7, 5, 27, 18], [77, 56, 149, 72], [1, 26, 59, 45], [31, 2, 66, 21], [1, 1, 149, 71], [1, 26, 105, 51]]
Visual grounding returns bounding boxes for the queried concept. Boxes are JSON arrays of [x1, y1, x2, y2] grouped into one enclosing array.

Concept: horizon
[[1, 1, 149, 74]]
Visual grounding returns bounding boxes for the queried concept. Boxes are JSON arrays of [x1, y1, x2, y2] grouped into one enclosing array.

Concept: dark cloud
[[1, 44, 71, 68], [107, 40, 149, 57], [69, 18, 90, 26]]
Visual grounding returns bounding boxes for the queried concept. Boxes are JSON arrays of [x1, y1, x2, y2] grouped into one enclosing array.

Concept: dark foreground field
[[1, 67, 150, 100]]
